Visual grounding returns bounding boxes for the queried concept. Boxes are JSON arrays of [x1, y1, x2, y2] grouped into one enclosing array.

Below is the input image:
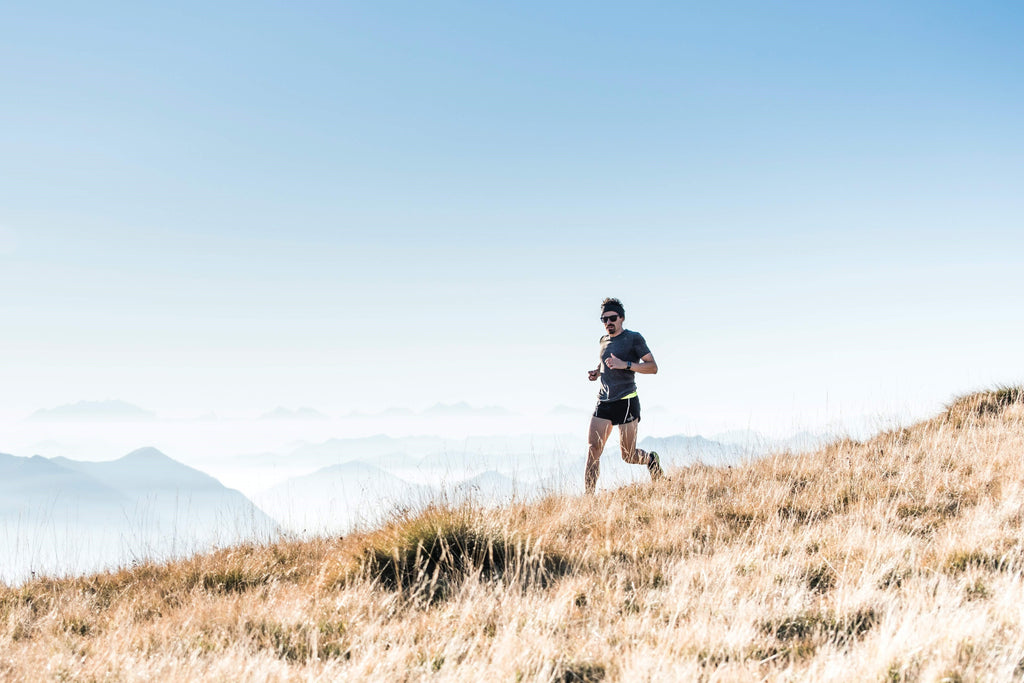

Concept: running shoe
[[647, 451, 664, 481]]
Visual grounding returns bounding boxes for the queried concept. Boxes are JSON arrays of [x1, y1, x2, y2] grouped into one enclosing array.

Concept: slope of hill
[[4, 388, 1024, 681]]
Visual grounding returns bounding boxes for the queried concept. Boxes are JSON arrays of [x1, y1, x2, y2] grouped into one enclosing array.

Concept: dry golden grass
[[5, 388, 1024, 681]]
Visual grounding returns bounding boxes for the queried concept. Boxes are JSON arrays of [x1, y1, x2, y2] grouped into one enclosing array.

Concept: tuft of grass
[[557, 660, 607, 682], [760, 608, 879, 646], [244, 619, 349, 662], [944, 549, 1013, 574], [716, 508, 759, 533], [877, 566, 913, 590], [59, 617, 93, 637], [350, 505, 570, 599], [964, 579, 989, 600], [748, 642, 819, 663], [802, 562, 838, 593], [201, 567, 270, 594], [886, 659, 922, 682]]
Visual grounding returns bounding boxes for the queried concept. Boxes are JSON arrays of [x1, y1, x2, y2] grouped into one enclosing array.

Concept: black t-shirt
[[597, 329, 651, 401]]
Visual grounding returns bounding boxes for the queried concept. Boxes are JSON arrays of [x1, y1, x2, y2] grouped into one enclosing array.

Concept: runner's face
[[601, 312, 623, 336]]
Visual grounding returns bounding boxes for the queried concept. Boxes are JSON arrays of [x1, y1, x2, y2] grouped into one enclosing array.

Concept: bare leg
[[617, 421, 648, 465], [586, 416, 613, 494]]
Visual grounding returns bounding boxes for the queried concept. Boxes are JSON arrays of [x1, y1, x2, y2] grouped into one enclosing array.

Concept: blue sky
[[2, 2, 1022, 431]]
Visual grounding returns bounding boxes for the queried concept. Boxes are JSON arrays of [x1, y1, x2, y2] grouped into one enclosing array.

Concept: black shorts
[[593, 395, 641, 425]]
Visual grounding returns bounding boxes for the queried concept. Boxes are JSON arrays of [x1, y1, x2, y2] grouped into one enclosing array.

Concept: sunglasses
[[600, 314, 620, 323]]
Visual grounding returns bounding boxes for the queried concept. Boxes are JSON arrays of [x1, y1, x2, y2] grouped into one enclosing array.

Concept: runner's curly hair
[[601, 297, 625, 317]]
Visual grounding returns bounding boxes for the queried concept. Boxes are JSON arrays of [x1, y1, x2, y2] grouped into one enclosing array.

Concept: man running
[[585, 297, 663, 494]]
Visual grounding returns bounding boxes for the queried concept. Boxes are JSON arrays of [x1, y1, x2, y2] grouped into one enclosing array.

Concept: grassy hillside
[[4, 389, 1024, 681]]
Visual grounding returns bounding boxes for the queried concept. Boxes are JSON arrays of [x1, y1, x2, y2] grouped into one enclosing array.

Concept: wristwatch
[[627, 361, 632, 370]]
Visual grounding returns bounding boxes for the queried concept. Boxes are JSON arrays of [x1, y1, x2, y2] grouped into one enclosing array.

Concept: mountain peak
[[120, 447, 173, 463], [55, 448, 223, 492]]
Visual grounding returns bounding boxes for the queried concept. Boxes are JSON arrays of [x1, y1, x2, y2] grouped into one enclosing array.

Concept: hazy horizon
[[2, 391, 932, 454]]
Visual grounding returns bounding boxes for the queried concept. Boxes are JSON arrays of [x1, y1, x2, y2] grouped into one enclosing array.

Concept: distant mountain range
[[253, 461, 436, 535], [0, 448, 276, 584], [29, 400, 157, 422], [238, 429, 757, 536], [225, 433, 576, 482], [221, 431, 749, 494], [278, 435, 449, 469], [0, 453, 127, 516]]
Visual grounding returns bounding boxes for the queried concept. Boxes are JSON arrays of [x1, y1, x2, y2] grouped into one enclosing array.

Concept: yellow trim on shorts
[[621, 391, 638, 400]]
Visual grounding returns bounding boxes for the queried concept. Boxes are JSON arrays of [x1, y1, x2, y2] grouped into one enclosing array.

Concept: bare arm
[[634, 352, 658, 374], [606, 352, 658, 374]]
